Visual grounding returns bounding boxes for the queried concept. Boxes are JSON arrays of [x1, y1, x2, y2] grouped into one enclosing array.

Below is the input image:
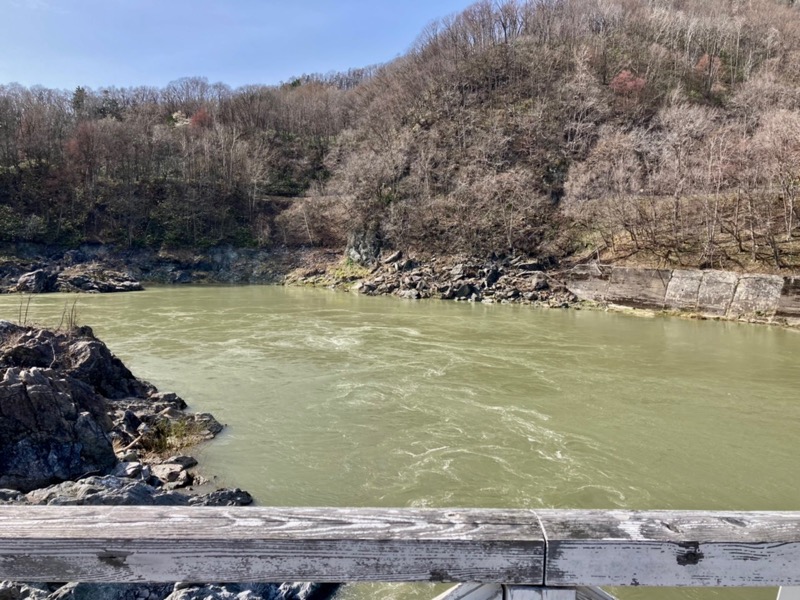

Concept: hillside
[[1, 0, 800, 271]]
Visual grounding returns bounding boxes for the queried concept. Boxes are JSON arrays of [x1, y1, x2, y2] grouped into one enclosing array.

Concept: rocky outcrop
[[23, 475, 252, 507], [0, 323, 152, 400], [9, 266, 143, 294], [334, 253, 576, 307], [55, 266, 143, 293], [0, 367, 116, 492], [0, 323, 231, 493], [15, 269, 58, 293], [563, 265, 799, 324]]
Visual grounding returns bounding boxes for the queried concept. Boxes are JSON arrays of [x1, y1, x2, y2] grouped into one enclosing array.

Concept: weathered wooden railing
[[0, 508, 798, 599]]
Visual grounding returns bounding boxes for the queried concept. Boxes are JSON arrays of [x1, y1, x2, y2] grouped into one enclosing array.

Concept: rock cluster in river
[[345, 253, 578, 307], [8, 265, 142, 294], [0, 322, 333, 600]]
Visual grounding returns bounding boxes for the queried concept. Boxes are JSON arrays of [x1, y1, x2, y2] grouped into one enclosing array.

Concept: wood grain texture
[[537, 510, 800, 587], [0, 507, 544, 583], [1, 508, 798, 587]]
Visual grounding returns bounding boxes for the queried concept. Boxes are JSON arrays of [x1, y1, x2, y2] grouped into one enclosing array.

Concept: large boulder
[[15, 269, 58, 293], [65, 337, 152, 399], [56, 269, 143, 293], [0, 367, 116, 492]]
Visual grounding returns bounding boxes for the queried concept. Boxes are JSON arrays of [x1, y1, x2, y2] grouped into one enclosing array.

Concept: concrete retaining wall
[[564, 265, 800, 324]]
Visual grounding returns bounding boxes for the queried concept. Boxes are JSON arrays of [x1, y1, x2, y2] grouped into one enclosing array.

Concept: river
[[2, 285, 798, 600]]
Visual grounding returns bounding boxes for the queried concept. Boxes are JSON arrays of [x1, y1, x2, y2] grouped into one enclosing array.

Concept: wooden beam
[[538, 510, 800, 587], [0, 507, 545, 584], [1, 508, 798, 587]]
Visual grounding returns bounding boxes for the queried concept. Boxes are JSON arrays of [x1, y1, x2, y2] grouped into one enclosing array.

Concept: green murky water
[[2, 286, 798, 600]]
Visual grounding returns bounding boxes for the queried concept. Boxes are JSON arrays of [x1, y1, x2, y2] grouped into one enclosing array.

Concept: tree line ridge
[[1, 0, 799, 271]]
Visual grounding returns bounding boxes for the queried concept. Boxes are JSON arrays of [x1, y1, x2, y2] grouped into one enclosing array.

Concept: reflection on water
[[2, 286, 797, 600]]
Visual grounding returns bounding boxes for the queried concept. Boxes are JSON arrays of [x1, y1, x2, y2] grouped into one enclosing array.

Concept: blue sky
[[0, 0, 475, 90]]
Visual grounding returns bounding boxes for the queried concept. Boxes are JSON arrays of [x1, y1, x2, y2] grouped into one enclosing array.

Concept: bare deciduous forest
[[2, 0, 799, 270]]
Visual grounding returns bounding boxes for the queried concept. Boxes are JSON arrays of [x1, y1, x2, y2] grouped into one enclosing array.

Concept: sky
[[0, 0, 476, 90]]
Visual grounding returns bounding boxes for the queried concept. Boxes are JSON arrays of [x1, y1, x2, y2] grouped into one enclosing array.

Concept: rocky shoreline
[[0, 244, 339, 294], [287, 251, 579, 308], [1, 242, 799, 329], [288, 252, 800, 329], [0, 322, 337, 600]]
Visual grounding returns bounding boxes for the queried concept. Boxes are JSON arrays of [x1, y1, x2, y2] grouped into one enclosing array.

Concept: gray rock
[[528, 273, 549, 292], [188, 488, 253, 506], [453, 283, 475, 299], [398, 289, 421, 300], [25, 476, 189, 506], [148, 392, 188, 410], [163, 456, 198, 469], [47, 583, 172, 600], [111, 462, 144, 479], [56, 270, 143, 294], [151, 463, 191, 487], [0, 324, 152, 400], [66, 339, 151, 400], [382, 250, 402, 264], [484, 267, 500, 288], [0, 582, 339, 600], [164, 583, 338, 600], [0, 581, 54, 600], [192, 413, 224, 437], [0, 368, 116, 492], [16, 270, 58, 293]]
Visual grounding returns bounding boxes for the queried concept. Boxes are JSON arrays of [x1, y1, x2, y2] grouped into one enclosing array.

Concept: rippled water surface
[[3, 285, 798, 600]]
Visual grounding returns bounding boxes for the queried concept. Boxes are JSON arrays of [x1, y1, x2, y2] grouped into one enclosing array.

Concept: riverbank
[[0, 243, 340, 293], [286, 251, 800, 329], [2, 242, 799, 328], [0, 321, 337, 600]]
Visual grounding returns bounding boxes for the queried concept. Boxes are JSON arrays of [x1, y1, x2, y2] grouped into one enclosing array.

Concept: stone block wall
[[564, 265, 799, 324]]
